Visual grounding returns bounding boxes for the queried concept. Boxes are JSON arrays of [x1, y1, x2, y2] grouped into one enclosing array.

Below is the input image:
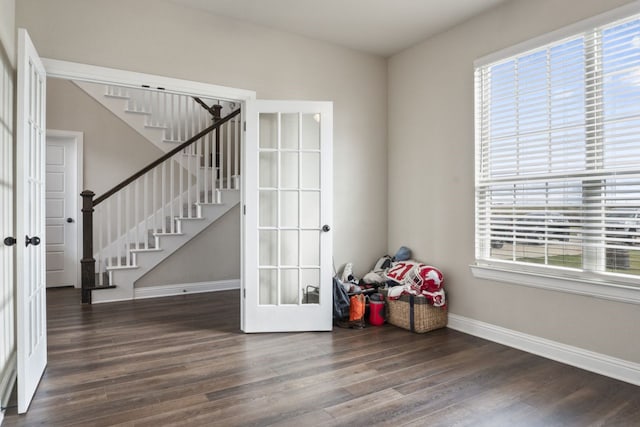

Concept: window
[[474, 6, 640, 299]]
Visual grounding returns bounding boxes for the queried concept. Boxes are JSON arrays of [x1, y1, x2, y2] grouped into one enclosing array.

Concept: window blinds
[[475, 14, 640, 278]]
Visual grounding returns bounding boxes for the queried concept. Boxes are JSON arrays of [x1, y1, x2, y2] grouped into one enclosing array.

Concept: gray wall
[[137, 204, 240, 286], [17, 0, 389, 277], [388, 0, 640, 363], [0, 0, 14, 67], [47, 78, 163, 195]]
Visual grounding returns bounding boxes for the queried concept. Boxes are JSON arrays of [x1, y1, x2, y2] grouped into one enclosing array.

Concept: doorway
[[45, 130, 83, 288]]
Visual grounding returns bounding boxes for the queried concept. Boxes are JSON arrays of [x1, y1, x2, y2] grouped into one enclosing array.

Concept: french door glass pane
[[301, 269, 320, 304], [259, 113, 277, 149], [259, 230, 277, 266], [259, 152, 277, 188], [259, 269, 277, 305], [280, 152, 298, 188], [281, 113, 299, 149], [280, 191, 299, 227], [280, 269, 299, 304], [281, 230, 298, 266], [301, 152, 320, 189], [300, 192, 319, 228]]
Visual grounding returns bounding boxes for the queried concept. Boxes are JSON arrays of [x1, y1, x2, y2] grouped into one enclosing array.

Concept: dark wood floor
[[3, 288, 639, 426]]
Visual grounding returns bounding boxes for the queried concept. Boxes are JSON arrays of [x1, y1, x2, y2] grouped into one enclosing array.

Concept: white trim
[[475, 0, 640, 67], [46, 130, 83, 289], [447, 313, 640, 387], [0, 355, 16, 424], [470, 264, 640, 305], [42, 58, 256, 102], [134, 279, 240, 300]]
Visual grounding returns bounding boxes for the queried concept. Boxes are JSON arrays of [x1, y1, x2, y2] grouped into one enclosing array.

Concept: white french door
[[16, 28, 47, 414], [243, 100, 333, 332]]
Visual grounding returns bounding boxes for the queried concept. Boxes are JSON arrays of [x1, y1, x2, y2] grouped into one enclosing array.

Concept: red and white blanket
[[385, 261, 446, 307]]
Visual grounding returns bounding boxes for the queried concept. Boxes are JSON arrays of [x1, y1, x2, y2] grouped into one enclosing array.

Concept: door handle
[[3, 237, 16, 246], [26, 235, 41, 247], [66, 218, 74, 223], [322, 224, 331, 232]]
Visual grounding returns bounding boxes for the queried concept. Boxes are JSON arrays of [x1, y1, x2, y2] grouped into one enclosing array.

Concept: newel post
[[80, 190, 95, 304]]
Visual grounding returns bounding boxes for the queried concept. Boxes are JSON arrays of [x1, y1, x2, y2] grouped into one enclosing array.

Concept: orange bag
[[349, 294, 366, 322]]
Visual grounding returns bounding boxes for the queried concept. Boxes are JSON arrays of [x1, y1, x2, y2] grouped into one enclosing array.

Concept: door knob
[[322, 224, 331, 232], [3, 237, 16, 246], [66, 218, 74, 223], [26, 235, 41, 247]]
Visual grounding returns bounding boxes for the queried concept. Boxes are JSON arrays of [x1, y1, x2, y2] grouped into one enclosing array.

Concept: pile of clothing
[[341, 246, 446, 308]]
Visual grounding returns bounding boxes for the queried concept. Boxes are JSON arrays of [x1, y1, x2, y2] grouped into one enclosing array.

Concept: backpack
[[333, 277, 350, 322]]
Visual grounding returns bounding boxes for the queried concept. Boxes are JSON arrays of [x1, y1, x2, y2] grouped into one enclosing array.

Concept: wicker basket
[[386, 294, 447, 333]]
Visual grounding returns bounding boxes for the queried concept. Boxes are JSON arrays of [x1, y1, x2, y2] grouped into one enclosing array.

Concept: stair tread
[[90, 285, 117, 290], [124, 109, 151, 115], [130, 248, 163, 253], [104, 94, 130, 100], [106, 265, 138, 271]]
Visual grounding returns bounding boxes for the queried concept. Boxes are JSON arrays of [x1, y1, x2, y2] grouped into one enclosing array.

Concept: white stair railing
[[82, 109, 241, 296], [104, 85, 236, 144]]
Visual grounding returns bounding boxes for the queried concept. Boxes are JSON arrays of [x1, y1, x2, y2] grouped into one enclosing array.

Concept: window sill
[[470, 262, 640, 305]]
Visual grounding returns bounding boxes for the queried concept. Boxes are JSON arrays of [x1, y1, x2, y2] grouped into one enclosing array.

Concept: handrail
[[94, 108, 240, 206], [193, 97, 221, 119]]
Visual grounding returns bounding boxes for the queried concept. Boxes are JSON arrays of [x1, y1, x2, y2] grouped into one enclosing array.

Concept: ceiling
[[171, 0, 508, 57]]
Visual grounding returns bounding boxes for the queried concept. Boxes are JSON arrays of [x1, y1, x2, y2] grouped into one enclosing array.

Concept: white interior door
[[243, 100, 333, 332], [45, 132, 79, 288], [16, 28, 47, 414], [0, 33, 16, 411]]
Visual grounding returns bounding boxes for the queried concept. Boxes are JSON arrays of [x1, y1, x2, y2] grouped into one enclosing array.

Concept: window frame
[[472, 1, 640, 304]]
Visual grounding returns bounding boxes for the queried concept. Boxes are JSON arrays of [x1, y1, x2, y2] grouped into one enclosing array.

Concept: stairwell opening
[[42, 60, 254, 304]]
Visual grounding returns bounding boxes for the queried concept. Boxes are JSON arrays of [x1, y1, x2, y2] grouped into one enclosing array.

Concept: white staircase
[[74, 80, 236, 152], [82, 83, 242, 304], [92, 189, 239, 303]]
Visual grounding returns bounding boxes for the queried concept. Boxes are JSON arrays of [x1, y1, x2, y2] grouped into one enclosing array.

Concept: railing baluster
[[125, 187, 131, 265], [161, 161, 167, 233], [187, 133, 192, 218], [227, 121, 231, 190], [116, 192, 122, 267], [235, 117, 240, 188], [204, 120, 210, 203], [144, 173, 149, 250], [106, 197, 112, 269], [134, 178, 140, 250], [170, 93, 176, 141], [97, 206, 103, 286], [219, 125, 224, 192], [170, 157, 175, 233]]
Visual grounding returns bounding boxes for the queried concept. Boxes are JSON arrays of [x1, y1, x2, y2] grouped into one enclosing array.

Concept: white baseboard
[[447, 313, 640, 387], [0, 354, 16, 425], [134, 279, 240, 300]]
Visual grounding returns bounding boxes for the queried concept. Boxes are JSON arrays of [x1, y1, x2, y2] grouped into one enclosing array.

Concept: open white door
[[243, 100, 333, 332], [16, 28, 47, 414]]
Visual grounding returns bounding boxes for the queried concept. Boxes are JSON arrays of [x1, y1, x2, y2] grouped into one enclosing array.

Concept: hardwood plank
[[3, 287, 638, 427]]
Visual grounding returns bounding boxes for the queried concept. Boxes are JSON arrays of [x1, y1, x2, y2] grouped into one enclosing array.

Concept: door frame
[[45, 129, 83, 288], [43, 59, 256, 300], [42, 59, 256, 307]]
